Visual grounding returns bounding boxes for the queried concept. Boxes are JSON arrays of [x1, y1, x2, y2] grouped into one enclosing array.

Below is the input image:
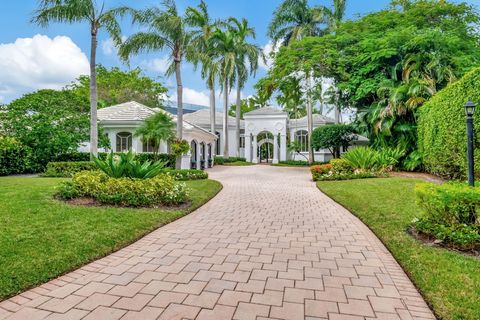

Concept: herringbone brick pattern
[[0, 166, 435, 319]]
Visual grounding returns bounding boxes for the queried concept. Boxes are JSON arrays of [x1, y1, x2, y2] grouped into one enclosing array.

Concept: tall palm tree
[[32, 0, 123, 158], [186, 1, 219, 152], [135, 112, 175, 154], [228, 17, 262, 157], [210, 28, 237, 158], [119, 0, 193, 168]]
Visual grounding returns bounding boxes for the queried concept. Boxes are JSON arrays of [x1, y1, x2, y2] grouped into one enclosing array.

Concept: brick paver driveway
[[1, 165, 435, 320]]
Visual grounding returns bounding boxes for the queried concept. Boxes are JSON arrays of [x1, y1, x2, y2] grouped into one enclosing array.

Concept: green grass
[[317, 178, 480, 320], [0, 177, 222, 300]]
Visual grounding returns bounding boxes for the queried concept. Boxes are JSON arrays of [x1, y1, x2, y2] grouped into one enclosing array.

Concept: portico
[[244, 107, 288, 164]]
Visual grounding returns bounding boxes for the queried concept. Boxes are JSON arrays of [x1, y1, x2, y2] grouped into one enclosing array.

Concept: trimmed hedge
[[43, 162, 97, 177], [214, 156, 246, 165], [414, 182, 480, 250], [162, 169, 208, 181], [0, 136, 31, 176], [277, 160, 327, 166], [57, 171, 188, 207], [418, 67, 480, 179], [53, 152, 176, 169]]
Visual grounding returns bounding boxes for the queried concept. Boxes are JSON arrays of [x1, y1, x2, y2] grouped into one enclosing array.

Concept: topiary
[[417, 67, 480, 179]]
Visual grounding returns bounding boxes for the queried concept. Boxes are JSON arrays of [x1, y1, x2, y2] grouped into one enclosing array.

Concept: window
[[294, 130, 309, 152], [116, 132, 132, 152], [142, 139, 157, 153], [239, 135, 245, 148], [215, 131, 221, 155]]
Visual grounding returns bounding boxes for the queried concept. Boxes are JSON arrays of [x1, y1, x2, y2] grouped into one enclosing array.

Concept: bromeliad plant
[[93, 151, 165, 179]]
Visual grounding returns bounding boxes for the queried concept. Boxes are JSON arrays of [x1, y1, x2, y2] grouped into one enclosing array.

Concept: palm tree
[[119, 0, 194, 168], [135, 112, 175, 154], [186, 1, 219, 152], [228, 17, 262, 157], [32, 0, 123, 159]]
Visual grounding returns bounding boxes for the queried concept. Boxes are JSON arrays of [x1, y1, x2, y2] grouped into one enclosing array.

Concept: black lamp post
[[465, 100, 476, 186]]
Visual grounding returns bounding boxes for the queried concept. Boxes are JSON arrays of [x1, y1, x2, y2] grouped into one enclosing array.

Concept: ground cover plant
[[0, 176, 222, 299], [317, 178, 480, 320]]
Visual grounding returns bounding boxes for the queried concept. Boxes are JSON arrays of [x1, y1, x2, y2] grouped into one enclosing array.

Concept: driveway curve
[[0, 165, 435, 320]]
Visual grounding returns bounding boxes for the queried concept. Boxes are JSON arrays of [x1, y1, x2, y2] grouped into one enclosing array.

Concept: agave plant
[[341, 147, 379, 172], [93, 151, 165, 179]]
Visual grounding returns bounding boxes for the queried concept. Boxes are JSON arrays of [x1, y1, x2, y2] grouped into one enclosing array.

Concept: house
[[97, 101, 368, 168]]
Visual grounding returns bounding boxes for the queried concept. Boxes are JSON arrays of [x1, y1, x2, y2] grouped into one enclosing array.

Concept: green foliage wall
[[418, 67, 480, 179]]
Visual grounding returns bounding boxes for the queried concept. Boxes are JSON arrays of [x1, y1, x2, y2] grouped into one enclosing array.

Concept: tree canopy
[[311, 124, 357, 158], [69, 65, 168, 109]]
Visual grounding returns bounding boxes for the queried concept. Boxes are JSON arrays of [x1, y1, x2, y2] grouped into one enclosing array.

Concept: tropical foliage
[[135, 112, 175, 154], [93, 151, 166, 179], [311, 124, 357, 158], [0, 136, 31, 176], [32, 0, 125, 156]]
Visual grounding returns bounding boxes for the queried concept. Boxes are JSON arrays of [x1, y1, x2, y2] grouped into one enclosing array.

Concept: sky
[[0, 0, 477, 106]]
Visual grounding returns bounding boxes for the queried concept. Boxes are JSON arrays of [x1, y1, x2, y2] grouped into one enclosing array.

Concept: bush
[[311, 164, 332, 181], [314, 172, 377, 181], [418, 67, 480, 179], [311, 124, 357, 158], [43, 161, 97, 177], [162, 169, 208, 181], [414, 182, 480, 250], [310, 160, 380, 181], [0, 136, 31, 176], [214, 156, 246, 165], [330, 159, 353, 174], [93, 152, 165, 179], [53, 152, 176, 169], [342, 147, 379, 171], [277, 160, 327, 166], [57, 171, 188, 207]]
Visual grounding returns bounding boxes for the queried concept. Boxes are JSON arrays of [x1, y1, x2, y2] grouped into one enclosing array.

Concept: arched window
[[116, 132, 132, 152], [294, 130, 309, 152]]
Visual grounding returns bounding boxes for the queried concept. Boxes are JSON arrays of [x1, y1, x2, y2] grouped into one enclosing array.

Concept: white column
[[273, 134, 279, 164], [245, 134, 252, 162], [252, 135, 258, 163], [108, 131, 116, 152], [196, 142, 201, 170], [280, 134, 287, 161]]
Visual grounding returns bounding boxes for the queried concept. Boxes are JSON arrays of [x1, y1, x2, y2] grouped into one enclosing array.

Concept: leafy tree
[[135, 112, 175, 154], [69, 65, 168, 108], [119, 0, 195, 163], [311, 124, 357, 158], [0, 90, 108, 170], [228, 98, 257, 119], [32, 0, 124, 157]]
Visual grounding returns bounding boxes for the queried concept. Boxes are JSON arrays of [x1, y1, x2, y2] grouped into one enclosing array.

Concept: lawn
[[0, 176, 222, 300], [317, 178, 480, 320]]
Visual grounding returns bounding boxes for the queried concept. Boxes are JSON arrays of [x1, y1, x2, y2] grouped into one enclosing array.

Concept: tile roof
[[244, 107, 287, 116]]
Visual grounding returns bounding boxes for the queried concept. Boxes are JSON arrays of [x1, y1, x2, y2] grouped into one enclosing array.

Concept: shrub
[[0, 136, 31, 176], [57, 171, 188, 207], [214, 157, 246, 165], [330, 159, 353, 174], [402, 150, 423, 172], [277, 160, 327, 166], [417, 67, 480, 179], [314, 172, 377, 181], [311, 124, 357, 158], [311, 164, 332, 181], [414, 182, 480, 250], [43, 161, 97, 177], [93, 151, 165, 179], [162, 169, 208, 181]]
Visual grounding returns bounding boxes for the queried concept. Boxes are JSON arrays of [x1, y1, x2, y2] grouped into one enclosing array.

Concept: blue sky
[[0, 0, 477, 105]]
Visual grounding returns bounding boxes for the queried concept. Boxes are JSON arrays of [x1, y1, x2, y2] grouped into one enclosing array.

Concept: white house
[[97, 101, 368, 169]]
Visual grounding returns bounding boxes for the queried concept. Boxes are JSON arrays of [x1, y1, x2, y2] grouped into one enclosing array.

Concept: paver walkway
[[0, 166, 435, 320]]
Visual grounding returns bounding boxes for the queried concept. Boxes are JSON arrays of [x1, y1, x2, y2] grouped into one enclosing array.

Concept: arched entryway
[[257, 131, 275, 164]]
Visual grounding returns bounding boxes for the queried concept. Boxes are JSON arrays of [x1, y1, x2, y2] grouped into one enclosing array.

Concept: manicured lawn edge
[[316, 178, 480, 320], [0, 178, 222, 300]]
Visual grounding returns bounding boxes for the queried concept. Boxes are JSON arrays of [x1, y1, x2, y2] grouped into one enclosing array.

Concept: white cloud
[[259, 41, 279, 70], [170, 87, 243, 107], [142, 56, 171, 74], [101, 36, 126, 55], [0, 34, 89, 102]]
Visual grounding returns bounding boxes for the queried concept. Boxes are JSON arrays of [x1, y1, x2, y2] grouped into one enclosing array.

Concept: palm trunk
[[209, 83, 216, 156], [306, 73, 314, 164], [89, 27, 98, 159], [235, 77, 241, 158], [175, 58, 183, 169], [223, 78, 229, 158]]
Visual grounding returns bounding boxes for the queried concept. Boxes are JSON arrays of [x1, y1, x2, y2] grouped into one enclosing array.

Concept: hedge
[[161, 169, 208, 181], [0, 136, 31, 176], [54, 152, 176, 169], [418, 67, 480, 179], [43, 162, 97, 178], [214, 156, 246, 165]]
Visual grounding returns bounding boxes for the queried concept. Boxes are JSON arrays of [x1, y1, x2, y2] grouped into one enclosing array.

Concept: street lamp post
[[465, 100, 476, 187]]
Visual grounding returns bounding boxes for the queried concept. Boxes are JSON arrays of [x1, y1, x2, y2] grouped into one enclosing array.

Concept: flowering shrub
[[310, 164, 332, 181], [57, 171, 188, 207], [162, 169, 208, 181], [311, 160, 379, 181]]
